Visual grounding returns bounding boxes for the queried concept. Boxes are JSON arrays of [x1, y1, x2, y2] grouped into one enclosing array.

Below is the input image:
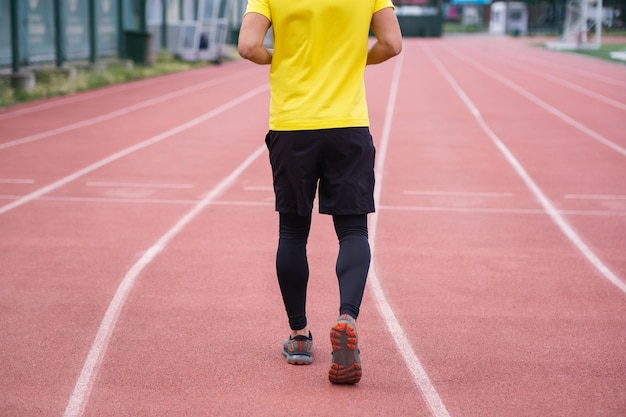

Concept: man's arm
[[238, 12, 273, 65], [367, 7, 402, 65]]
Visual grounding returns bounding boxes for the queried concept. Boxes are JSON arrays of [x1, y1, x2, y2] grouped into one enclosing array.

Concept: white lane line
[[86, 181, 194, 189], [425, 45, 626, 295], [0, 84, 269, 216], [553, 64, 626, 89], [3, 194, 625, 216], [562, 67, 626, 88], [0, 68, 258, 151], [501, 48, 626, 89], [479, 41, 626, 89], [404, 190, 514, 197], [62, 143, 267, 417], [444, 47, 626, 157], [0, 195, 200, 205], [369, 51, 452, 417], [380, 204, 626, 216], [0, 68, 209, 121], [484, 53, 626, 111], [528, 68, 626, 111], [0, 79, 156, 122], [565, 194, 626, 200], [0, 178, 35, 184]]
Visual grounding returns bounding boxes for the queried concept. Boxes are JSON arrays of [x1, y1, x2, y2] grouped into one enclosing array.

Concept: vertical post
[[580, 0, 588, 44], [118, 0, 125, 58], [139, 0, 147, 32], [89, 0, 97, 63], [10, 0, 20, 73], [54, 0, 65, 67], [162, 0, 168, 50], [595, 0, 603, 47], [504, 0, 509, 34]]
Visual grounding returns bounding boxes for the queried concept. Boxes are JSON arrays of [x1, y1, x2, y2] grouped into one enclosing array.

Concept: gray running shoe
[[328, 314, 362, 384], [283, 332, 313, 365]]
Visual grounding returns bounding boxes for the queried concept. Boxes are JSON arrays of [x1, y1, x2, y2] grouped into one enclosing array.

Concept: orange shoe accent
[[328, 316, 362, 384], [334, 322, 346, 332], [283, 333, 313, 365], [328, 362, 362, 384]]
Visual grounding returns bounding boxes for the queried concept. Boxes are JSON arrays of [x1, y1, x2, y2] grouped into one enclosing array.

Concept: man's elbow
[[237, 42, 254, 60], [377, 42, 402, 61], [387, 39, 403, 57], [393, 41, 403, 56]]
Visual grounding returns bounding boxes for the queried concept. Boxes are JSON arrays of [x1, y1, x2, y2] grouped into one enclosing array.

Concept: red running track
[[0, 37, 625, 417]]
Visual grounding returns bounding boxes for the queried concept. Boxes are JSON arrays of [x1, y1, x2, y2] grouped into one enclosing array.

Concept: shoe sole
[[328, 318, 361, 384], [282, 350, 312, 365]]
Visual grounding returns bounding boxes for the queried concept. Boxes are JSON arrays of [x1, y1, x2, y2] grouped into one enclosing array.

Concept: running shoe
[[328, 314, 362, 384], [283, 332, 313, 365]]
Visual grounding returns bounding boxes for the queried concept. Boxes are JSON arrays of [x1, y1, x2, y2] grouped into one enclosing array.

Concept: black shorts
[[265, 127, 376, 216]]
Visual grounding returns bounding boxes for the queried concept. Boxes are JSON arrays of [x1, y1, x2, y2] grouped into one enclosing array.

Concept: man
[[238, 0, 402, 384]]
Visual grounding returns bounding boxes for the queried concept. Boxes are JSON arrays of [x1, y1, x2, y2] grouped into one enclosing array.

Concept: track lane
[[0, 68, 269, 215], [468, 51, 626, 110], [0, 66, 233, 122], [372, 38, 626, 417], [426, 40, 626, 285], [450, 37, 626, 90], [459, 41, 626, 108], [500, 41, 626, 89], [0, 66, 260, 149], [0, 65, 259, 143], [441, 45, 626, 152]]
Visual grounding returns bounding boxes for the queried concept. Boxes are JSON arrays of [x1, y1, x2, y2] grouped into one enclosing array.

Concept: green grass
[[0, 52, 210, 109], [443, 22, 486, 33]]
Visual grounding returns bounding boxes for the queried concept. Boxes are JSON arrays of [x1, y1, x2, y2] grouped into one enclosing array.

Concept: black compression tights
[[276, 213, 371, 331]]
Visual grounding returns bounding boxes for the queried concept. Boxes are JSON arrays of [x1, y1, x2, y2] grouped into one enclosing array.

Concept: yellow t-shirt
[[244, 0, 395, 131]]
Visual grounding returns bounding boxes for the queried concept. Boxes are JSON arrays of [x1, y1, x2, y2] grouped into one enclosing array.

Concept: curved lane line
[[61, 86, 268, 416], [62, 143, 267, 417], [424, 45, 626, 295], [368, 50, 452, 417], [0, 84, 268, 216]]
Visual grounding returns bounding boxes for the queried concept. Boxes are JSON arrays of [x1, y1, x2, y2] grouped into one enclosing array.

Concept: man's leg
[[277, 212, 312, 335], [333, 214, 371, 319], [328, 214, 370, 383], [277, 212, 314, 365]]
